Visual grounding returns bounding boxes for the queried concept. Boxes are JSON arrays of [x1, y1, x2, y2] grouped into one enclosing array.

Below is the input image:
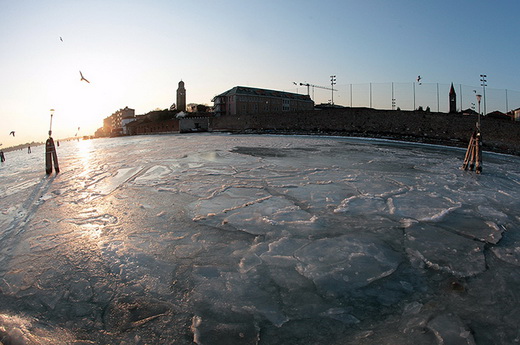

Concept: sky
[[1, 0, 520, 147]]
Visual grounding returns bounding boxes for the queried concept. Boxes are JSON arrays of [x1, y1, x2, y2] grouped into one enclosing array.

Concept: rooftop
[[215, 86, 312, 102]]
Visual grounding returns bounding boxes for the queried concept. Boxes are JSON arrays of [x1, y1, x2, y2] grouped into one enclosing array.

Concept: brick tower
[[177, 80, 186, 112], [449, 83, 457, 113]]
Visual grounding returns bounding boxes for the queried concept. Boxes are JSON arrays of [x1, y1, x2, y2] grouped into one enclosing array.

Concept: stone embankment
[[210, 108, 520, 156]]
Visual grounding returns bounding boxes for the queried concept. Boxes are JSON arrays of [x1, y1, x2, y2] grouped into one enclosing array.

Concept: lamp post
[[49, 109, 55, 137], [480, 74, 487, 115], [476, 94, 482, 129], [45, 108, 60, 174], [330, 75, 336, 105]]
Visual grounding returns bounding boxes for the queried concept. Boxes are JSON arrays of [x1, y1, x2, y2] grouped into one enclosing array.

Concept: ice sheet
[[1, 134, 519, 344]]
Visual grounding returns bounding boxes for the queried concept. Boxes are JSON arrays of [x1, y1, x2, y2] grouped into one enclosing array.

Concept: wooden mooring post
[[462, 94, 483, 174], [462, 129, 482, 173]]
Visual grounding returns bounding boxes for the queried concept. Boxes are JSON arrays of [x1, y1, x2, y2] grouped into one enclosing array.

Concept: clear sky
[[1, 0, 519, 147]]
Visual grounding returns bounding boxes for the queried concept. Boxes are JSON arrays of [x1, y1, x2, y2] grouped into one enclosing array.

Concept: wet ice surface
[[1, 134, 520, 344]]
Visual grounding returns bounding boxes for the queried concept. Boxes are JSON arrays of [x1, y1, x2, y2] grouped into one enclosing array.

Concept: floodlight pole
[[330, 75, 336, 105], [480, 74, 487, 116]]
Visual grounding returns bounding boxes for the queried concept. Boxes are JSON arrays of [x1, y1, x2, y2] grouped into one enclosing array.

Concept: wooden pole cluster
[[462, 129, 482, 174]]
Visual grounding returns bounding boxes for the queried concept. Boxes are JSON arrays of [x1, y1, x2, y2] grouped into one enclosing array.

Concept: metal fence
[[328, 83, 520, 114]]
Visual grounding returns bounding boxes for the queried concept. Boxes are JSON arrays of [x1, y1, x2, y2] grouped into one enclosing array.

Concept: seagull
[[60, 36, 63, 42], [416, 75, 422, 85], [9, 131, 15, 137], [79, 71, 90, 83]]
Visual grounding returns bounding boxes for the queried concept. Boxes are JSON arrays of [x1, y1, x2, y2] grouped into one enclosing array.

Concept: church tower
[[176, 80, 186, 112], [449, 83, 457, 113]]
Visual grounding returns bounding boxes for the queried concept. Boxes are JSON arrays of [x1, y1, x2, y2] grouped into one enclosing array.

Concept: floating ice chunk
[[491, 246, 520, 266], [405, 224, 486, 277], [39, 291, 63, 310], [103, 296, 171, 332], [259, 237, 309, 267], [281, 182, 357, 211], [191, 266, 288, 327], [477, 205, 509, 223], [189, 187, 272, 220], [0, 313, 75, 344], [191, 316, 260, 345], [239, 254, 262, 273], [427, 313, 476, 345], [403, 301, 423, 315], [68, 278, 93, 303], [38, 193, 54, 203], [133, 165, 172, 185], [0, 178, 40, 198], [192, 189, 317, 236], [93, 167, 142, 195], [294, 235, 401, 296], [333, 195, 388, 215], [439, 209, 504, 244], [391, 191, 461, 221], [319, 308, 360, 324]]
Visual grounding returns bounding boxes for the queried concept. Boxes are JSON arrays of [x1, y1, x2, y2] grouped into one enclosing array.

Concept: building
[[449, 83, 457, 113], [125, 111, 180, 135], [177, 80, 186, 112], [487, 110, 512, 121], [212, 86, 314, 116], [514, 108, 520, 121], [102, 106, 135, 136], [121, 114, 137, 134]]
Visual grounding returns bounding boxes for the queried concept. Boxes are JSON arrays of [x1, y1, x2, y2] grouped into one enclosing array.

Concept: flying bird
[[9, 131, 15, 137], [60, 36, 63, 42], [79, 71, 90, 83]]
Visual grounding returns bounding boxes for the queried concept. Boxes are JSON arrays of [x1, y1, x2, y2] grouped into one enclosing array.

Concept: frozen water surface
[[1, 134, 520, 344]]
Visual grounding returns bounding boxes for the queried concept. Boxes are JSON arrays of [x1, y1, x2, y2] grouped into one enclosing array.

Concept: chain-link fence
[[330, 83, 520, 114]]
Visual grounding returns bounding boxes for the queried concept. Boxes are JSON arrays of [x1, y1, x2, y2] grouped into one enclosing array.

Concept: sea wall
[[210, 108, 520, 155]]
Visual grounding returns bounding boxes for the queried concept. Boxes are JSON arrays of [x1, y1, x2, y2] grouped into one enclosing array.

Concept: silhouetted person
[[28, 146, 31, 153], [0, 151, 5, 162]]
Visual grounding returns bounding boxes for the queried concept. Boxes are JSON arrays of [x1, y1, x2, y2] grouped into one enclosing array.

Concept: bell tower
[[449, 83, 457, 113], [177, 80, 186, 112]]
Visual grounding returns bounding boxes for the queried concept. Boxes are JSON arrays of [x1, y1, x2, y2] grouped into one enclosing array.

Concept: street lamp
[[330, 75, 336, 105], [476, 94, 482, 129], [49, 109, 55, 137], [480, 74, 487, 115]]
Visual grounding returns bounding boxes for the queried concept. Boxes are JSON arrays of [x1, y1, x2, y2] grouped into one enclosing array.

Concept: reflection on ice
[[1, 134, 520, 344]]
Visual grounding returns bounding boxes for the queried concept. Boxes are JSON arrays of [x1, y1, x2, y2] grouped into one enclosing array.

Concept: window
[[282, 99, 290, 111]]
